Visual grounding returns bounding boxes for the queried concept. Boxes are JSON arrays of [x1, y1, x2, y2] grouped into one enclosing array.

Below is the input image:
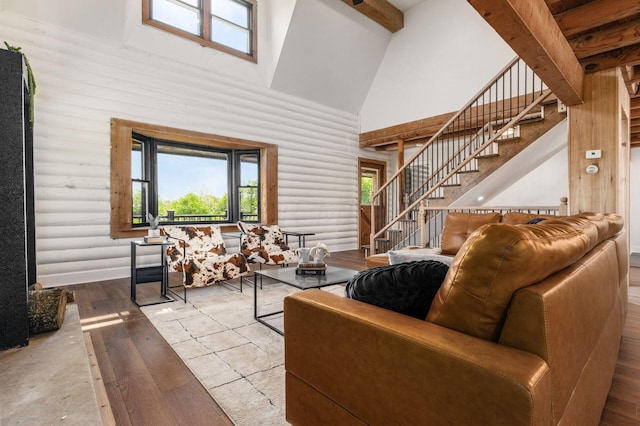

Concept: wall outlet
[[586, 149, 602, 159]]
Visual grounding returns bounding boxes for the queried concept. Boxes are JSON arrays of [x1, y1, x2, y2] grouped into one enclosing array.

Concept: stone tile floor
[[0, 304, 102, 425]]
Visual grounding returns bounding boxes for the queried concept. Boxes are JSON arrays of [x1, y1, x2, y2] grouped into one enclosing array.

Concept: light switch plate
[[586, 149, 602, 159]]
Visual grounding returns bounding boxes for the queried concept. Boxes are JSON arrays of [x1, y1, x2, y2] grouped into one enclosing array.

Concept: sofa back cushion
[[427, 217, 598, 341], [440, 212, 502, 255]]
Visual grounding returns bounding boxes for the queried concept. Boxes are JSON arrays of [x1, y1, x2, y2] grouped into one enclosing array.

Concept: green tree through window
[[361, 176, 373, 205]]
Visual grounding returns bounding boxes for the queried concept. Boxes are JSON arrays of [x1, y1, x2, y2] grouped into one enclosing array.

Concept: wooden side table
[[130, 240, 175, 307]]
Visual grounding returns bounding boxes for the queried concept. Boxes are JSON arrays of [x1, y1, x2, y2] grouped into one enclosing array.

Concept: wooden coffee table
[[253, 265, 359, 335]]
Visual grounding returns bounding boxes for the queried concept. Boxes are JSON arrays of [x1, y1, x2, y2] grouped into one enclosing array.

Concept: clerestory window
[[142, 0, 257, 62], [110, 118, 277, 238]]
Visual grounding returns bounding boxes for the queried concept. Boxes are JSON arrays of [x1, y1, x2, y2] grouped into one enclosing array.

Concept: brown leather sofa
[[284, 213, 628, 425], [365, 211, 559, 268]]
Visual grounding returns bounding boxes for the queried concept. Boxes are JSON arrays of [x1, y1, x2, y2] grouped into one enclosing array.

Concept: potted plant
[[146, 213, 161, 237]]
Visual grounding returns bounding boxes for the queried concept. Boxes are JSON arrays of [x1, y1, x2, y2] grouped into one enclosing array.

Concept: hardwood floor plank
[[73, 277, 233, 425], [126, 318, 194, 391], [70, 250, 640, 425]]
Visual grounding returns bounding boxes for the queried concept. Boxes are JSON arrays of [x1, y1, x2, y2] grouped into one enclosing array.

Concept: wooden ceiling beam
[[360, 111, 453, 148], [627, 66, 640, 84], [621, 65, 635, 83], [569, 20, 640, 59], [580, 44, 640, 74], [620, 66, 639, 98], [467, 0, 584, 106], [341, 0, 403, 33], [554, 0, 640, 38], [545, 0, 567, 16]]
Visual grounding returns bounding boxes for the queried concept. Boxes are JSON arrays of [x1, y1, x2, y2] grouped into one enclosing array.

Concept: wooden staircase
[[369, 57, 562, 254], [428, 101, 566, 207]]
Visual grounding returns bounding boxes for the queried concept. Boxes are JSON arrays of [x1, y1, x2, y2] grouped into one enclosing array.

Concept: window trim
[[111, 118, 277, 238], [142, 0, 258, 63]]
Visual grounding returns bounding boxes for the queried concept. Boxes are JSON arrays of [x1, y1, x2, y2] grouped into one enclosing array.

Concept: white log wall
[[0, 12, 388, 286]]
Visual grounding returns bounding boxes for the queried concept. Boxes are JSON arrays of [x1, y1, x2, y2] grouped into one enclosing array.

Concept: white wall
[[482, 149, 568, 207], [0, 5, 389, 286], [360, 0, 515, 132]]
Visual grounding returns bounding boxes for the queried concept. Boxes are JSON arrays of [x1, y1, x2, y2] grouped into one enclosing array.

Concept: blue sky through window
[[151, 0, 200, 35], [158, 153, 227, 200]]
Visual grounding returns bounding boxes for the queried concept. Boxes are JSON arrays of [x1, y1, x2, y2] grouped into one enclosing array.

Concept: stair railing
[[370, 57, 552, 253]]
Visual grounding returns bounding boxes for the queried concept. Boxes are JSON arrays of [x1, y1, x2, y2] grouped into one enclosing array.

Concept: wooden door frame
[[358, 157, 387, 249]]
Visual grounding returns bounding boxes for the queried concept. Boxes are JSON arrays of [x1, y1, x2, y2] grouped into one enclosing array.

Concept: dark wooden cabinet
[[0, 49, 36, 351]]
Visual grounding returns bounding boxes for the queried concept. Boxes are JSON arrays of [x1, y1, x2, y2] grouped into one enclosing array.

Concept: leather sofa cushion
[[440, 212, 501, 255], [345, 260, 449, 319], [427, 218, 596, 341]]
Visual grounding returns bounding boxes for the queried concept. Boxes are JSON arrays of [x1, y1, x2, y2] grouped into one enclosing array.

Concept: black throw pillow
[[526, 218, 547, 224], [344, 260, 449, 319]]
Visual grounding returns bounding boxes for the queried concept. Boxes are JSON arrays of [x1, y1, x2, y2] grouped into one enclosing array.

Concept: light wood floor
[[71, 250, 640, 425]]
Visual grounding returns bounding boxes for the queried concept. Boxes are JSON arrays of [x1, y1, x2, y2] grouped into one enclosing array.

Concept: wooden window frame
[[142, 0, 258, 63], [110, 118, 277, 238]]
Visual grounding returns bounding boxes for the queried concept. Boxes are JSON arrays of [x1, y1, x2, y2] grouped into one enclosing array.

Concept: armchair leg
[[168, 283, 187, 303], [221, 277, 243, 292], [241, 263, 263, 290]]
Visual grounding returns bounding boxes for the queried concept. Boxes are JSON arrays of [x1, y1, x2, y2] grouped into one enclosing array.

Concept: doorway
[[358, 158, 386, 251]]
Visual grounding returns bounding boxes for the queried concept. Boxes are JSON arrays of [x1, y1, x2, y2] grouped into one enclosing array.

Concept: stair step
[[476, 154, 499, 159], [496, 136, 520, 143], [517, 114, 544, 125]]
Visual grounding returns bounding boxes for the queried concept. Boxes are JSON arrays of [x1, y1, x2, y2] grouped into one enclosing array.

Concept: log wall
[[0, 11, 388, 286]]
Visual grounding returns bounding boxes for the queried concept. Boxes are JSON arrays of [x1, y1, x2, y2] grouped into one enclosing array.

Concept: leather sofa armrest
[[284, 290, 552, 426]]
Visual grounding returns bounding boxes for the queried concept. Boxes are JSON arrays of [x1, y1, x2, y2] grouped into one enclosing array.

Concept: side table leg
[[161, 248, 167, 297], [130, 243, 136, 302]]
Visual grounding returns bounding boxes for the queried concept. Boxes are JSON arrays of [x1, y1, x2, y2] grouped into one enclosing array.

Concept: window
[[142, 0, 257, 62], [111, 118, 277, 238], [132, 134, 260, 226]]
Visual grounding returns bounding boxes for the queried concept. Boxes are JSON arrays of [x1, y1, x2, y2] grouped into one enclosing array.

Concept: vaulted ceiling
[[351, 0, 640, 145]]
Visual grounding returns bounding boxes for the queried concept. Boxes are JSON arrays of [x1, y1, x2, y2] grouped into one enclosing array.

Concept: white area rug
[[141, 278, 344, 426]]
